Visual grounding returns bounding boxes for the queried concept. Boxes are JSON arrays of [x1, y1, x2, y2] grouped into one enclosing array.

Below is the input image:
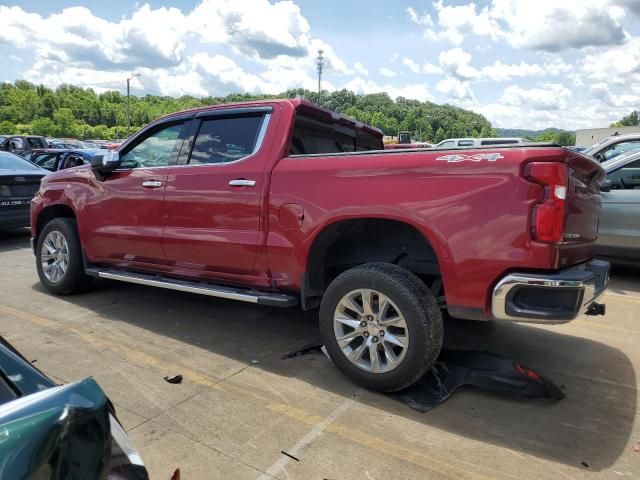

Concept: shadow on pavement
[[0, 228, 31, 253], [28, 274, 635, 473]]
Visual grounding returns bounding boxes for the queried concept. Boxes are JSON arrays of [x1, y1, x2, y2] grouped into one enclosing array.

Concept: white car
[[434, 137, 526, 148]]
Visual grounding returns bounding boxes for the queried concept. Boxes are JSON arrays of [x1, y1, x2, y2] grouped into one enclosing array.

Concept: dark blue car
[[30, 148, 103, 172]]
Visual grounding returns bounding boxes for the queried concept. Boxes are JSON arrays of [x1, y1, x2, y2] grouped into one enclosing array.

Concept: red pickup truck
[[30, 99, 609, 392]]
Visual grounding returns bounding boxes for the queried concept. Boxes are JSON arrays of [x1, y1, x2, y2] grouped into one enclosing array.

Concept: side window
[[602, 141, 640, 161], [607, 160, 640, 190], [119, 122, 184, 169], [34, 154, 59, 170], [189, 114, 265, 165], [458, 140, 475, 147], [27, 138, 44, 148], [9, 138, 23, 150], [439, 141, 455, 148]]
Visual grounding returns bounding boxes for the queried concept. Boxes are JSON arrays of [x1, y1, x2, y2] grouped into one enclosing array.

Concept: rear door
[[598, 158, 640, 258], [161, 107, 272, 276]]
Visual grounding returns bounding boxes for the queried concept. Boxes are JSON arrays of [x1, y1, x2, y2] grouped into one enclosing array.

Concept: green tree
[[0, 120, 16, 134], [30, 117, 56, 136], [53, 108, 78, 137], [0, 81, 494, 142]]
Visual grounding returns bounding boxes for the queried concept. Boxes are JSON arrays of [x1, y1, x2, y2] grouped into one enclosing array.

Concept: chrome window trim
[[114, 112, 271, 171]]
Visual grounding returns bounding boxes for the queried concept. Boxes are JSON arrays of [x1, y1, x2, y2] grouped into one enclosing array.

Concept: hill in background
[[495, 127, 575, 138], [0, 81, 492, 142]]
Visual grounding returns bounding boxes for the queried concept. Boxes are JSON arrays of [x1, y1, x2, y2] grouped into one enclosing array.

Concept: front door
[[82, 120, 188, 265], [162, 109, 272, 276], [598, 158, 640, 259]]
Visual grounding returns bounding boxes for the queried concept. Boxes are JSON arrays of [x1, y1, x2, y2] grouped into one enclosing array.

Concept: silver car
[[597, 150, 640, 262], [584, 134, 640, 163]]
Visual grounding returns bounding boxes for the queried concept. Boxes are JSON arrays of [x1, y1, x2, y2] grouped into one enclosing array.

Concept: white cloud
[[432, 0, 502, 45], [379, 67, 397, 78], [342, 77, 432, 101], [580, 37, 640, 84], [500, 83, 572, 110], [188, 0, 310, 59], [406, 7, 434, 26], [590, 82, 640, 108], [491, 0, 630, 52], [436, 77, 476, 103], [480, 59, 570, 81], [438, 48, 481, 80], [402, 58, 421, 74], [0, 1, 354, 98], [422, 62, 442, 74], [353, 62, 369, 76], [411, 1, 630, 52]]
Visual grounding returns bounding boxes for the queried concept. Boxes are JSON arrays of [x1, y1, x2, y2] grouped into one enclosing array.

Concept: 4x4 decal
[[436, 153, 504, 162]]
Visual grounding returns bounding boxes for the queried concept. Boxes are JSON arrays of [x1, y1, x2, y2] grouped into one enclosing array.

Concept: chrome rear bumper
[[491, 259, 610, 323]]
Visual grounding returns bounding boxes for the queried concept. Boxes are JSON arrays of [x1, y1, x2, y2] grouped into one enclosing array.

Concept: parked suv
[[30, 100, 609, 391], [0, 135, 48, 158]]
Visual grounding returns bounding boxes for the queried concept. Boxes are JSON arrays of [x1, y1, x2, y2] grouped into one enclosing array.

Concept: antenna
[[316, 49, 324, 103]]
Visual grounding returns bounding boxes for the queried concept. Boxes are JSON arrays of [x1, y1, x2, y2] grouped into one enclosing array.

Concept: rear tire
[[36, 218, 93, 295], [319, 263, 443, 392]]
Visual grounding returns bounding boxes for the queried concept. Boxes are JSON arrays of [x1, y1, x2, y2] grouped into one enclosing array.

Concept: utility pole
[[316, 49, 324, 105], [126, 73, 140, 136]]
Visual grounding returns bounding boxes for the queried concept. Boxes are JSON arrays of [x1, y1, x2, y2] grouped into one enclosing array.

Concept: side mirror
[[600, 179, 612, 192], [91, 150, 120, 181]]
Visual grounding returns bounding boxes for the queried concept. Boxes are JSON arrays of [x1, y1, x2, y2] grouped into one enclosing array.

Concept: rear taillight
[[525, 162, 568, 244]]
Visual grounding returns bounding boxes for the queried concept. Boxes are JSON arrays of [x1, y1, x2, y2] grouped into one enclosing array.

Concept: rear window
[[458, 140, 475, 147], [0, 152, 41, 170], [289, 111, 382, 155], [189, 114, 265, 165], [27, 137, 46, 148], [481, 139, 520, 145]]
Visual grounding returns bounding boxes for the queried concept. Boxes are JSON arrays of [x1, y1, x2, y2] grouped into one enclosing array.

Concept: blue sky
[[1, 0, 639, 130]]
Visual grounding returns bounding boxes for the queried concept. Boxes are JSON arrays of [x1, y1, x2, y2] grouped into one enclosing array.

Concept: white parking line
[[256, 396, 356, 480]]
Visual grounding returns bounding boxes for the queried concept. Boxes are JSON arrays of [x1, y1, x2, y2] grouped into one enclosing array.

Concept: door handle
[[229, 179, 256, 187], [142, 180, 163, 188]]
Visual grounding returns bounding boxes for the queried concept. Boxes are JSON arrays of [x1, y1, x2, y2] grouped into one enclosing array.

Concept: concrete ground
[[0, 228, 638, 480]]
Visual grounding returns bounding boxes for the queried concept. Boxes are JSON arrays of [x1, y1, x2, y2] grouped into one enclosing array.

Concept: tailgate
[[564, 151, 605, 244]]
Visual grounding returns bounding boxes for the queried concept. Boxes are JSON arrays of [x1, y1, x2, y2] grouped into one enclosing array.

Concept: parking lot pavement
[[1, 228, 638, 479]]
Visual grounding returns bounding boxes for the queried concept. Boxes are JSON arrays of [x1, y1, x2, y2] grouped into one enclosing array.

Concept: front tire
[[319, 263, 443, 392], [36, 218, 93, 295]]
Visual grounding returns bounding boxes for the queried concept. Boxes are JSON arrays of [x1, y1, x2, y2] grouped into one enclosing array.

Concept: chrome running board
[[86, 268, 298, 307]]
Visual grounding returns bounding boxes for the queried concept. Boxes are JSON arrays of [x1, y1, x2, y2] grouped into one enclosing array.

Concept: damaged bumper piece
[[491, 259, 610, 323]]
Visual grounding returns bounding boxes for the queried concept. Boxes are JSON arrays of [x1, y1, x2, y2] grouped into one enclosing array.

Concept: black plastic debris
[[281, 341, 324, 359], [282, 342, 564, 412], [388, 349, 565, 413], [164, 374, 183, 384]]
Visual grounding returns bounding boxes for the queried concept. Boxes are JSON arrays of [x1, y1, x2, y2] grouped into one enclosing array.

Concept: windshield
[[0, 152, 41, 171], [584, 139, 608, 154]]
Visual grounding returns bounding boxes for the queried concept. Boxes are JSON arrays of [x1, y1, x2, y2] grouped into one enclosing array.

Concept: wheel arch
[[35, 204, 77, 244], [302, 216, 445, 309]]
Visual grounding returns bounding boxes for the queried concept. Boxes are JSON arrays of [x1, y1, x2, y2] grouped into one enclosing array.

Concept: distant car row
[[0, 134, 122, 158]]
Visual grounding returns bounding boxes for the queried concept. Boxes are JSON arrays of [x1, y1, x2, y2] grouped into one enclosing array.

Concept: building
[[575, 125, 640, 147]]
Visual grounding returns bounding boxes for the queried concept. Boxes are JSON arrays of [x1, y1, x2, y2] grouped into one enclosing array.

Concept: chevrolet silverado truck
[[30, 99, 609, 392]]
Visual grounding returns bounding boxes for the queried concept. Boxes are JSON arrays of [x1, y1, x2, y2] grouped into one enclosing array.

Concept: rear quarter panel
[[267, 147, 597, 317]]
